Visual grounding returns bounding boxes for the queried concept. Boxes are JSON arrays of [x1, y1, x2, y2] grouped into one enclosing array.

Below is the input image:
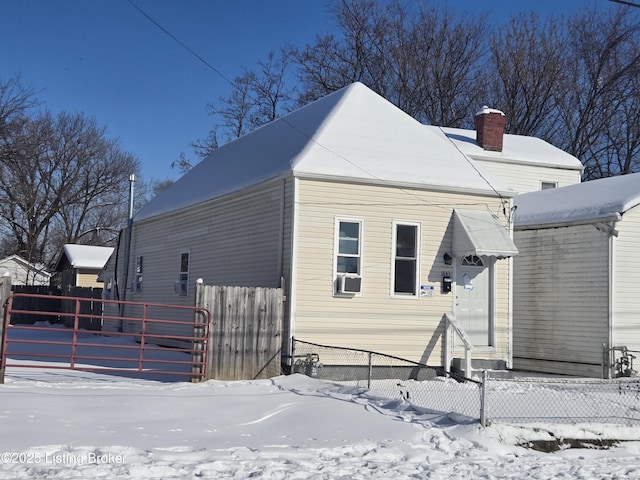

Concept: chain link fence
[[292, 338, 482, 422], [292, 338, 640, 426]]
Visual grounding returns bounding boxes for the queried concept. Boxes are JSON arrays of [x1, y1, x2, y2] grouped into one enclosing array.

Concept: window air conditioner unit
[[337, 274, 361, 294]]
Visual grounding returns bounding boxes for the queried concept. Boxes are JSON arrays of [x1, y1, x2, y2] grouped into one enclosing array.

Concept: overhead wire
[[126, 0, 511, 223]]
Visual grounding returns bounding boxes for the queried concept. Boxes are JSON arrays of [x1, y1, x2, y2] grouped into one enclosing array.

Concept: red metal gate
[[0, 293, 210, 382]]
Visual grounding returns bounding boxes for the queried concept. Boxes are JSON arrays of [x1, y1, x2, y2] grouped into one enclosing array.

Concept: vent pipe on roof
[[475, 106, 506, 152]]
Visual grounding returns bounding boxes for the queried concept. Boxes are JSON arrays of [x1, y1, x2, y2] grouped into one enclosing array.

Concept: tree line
[[191, 0, 640, 180], [0, 76, 141, 269]]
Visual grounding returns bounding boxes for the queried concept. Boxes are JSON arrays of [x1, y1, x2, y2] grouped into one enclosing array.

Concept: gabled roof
[[514, 172, 640, 228], [0, 254, 51, 277], [432, 126, 583, 171], [55, 244, 114, 270], [135, 82, 513, 222]]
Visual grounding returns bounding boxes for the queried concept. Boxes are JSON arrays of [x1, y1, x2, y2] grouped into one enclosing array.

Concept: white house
[[0, 254, 51, 286], [104, 83, 583, 376], [512, 173, 640, 377]]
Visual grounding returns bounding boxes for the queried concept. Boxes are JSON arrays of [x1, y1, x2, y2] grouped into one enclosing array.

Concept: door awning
[[452, 209, 518, 259]]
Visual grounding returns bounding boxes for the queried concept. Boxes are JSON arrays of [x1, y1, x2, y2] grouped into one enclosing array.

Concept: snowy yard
[[1, 327, 640, 478]]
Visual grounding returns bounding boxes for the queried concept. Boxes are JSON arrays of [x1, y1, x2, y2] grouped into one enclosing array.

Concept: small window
[[336, 220, 361, 275], [393, 222, 420, 295], [177, 251, 189, 296], [134, 256, 143, 293], [541, 181, 557, 190]]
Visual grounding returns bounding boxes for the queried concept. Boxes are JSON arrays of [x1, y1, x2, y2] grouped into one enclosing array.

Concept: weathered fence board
[[8, 286, 103, 330], [196, 284, 282, 381]]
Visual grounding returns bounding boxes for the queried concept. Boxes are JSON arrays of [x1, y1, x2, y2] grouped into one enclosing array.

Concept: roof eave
[[515, 212, 622, 230], [294, 172, 516, 198]]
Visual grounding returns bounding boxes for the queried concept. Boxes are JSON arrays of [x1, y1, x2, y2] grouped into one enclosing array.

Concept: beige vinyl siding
[[474, 160, 581, 194], [76, 270, 102, 288], [513, 224, 610, 376], [121, 177, 293, 344], [613, 206, 640, 350], [293, 178, 512, 366]]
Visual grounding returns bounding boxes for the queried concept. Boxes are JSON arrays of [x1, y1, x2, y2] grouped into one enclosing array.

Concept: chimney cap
[[476, 106, 505, 117]]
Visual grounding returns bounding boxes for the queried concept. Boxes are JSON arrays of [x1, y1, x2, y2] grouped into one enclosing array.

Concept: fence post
[[0, 274, 12, 384], [367, 352, 373, 389], [479, 370, 488, 427], [192, 280, 206, 382], [602, 343, 609, 379]]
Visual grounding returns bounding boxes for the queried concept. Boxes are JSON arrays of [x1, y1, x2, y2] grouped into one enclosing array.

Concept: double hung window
[[393, 222, 420, 295]]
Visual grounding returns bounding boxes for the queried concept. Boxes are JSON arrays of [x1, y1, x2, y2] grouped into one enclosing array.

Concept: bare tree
[[0, 110, 140, 266], [193, 48, 296, 159], [556, 6, 640, 178], [201, 0, 640, 179], [0, 76, 38, 135], [295, 0, 487, 126], [487, 13, 567, 138]]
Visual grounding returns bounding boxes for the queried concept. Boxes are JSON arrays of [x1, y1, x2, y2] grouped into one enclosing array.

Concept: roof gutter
[[514, 212, 622, 231]]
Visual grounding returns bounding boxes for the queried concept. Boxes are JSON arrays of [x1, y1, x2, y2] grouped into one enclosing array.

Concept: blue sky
[[1, 0, 612, 183]]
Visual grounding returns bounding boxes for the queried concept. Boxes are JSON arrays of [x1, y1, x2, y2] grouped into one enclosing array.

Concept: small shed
[[512, 173, 640, 377], [51, 244, 114, 293]]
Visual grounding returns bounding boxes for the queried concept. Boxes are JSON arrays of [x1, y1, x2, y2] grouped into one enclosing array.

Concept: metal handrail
[[444, 313, 473, 378]]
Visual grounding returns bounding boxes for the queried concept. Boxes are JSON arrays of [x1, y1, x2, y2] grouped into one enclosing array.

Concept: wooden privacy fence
[[9, 285, 103, 331], [196, 284, 283, 381]]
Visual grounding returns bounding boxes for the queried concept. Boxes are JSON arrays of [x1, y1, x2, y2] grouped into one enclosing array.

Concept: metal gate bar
[[0, 293, 210, 382]]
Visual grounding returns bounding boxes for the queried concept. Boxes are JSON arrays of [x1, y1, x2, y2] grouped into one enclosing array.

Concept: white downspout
[[607, 228, 616, 378], [508, 200, 515, 370]]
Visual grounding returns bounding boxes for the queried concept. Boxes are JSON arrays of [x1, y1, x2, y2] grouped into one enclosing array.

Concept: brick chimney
[[475, 106, 506, 152]]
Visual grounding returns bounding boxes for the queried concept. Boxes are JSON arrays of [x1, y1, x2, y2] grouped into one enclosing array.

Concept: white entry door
[[455, 255, 492, 347]]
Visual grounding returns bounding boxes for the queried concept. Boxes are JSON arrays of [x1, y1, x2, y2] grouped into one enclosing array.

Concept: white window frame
[[177, 250, 190, 296], [333, 217, 363, 295], [134, 255, 143, 293], [391, 221, 421, 297], [541, 181, 558, 190]]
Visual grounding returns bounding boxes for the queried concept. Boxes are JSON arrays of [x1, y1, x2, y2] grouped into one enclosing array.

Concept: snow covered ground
[[1, 326, 640, 478]]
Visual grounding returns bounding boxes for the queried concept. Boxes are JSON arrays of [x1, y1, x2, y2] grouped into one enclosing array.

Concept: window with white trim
[[541, 181, 557, 190], [177, 251, 190, 296], [134, 255, 143, 293], [393, 222, 420, 295], [336, 219, 362, 275]]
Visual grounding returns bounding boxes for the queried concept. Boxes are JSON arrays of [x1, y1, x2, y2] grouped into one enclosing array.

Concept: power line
[[609, 0, 640, 7], [126, 0, 234, 88], [127, 0, 512, 219]]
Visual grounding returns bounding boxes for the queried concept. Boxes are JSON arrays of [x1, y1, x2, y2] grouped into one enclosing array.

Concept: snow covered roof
[[431, 126, 583, 171], [0, 254, 50, 276], [514, 173, 640, 228], [135, 82, 514, 222], [57, 244, 114, 270]]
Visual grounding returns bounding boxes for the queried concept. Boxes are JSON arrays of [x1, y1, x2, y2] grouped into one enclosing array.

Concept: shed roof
[[453, 209, 518, 258], [56, 244, 114, 270], [514, 172, 640, 228], [432, 126, 584, 171], [135, 82, 513, 222]]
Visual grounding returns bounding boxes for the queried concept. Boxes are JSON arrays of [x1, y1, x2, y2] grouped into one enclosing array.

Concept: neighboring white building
[[0, 254, 51, 286], [513, 173, 640, 377]]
